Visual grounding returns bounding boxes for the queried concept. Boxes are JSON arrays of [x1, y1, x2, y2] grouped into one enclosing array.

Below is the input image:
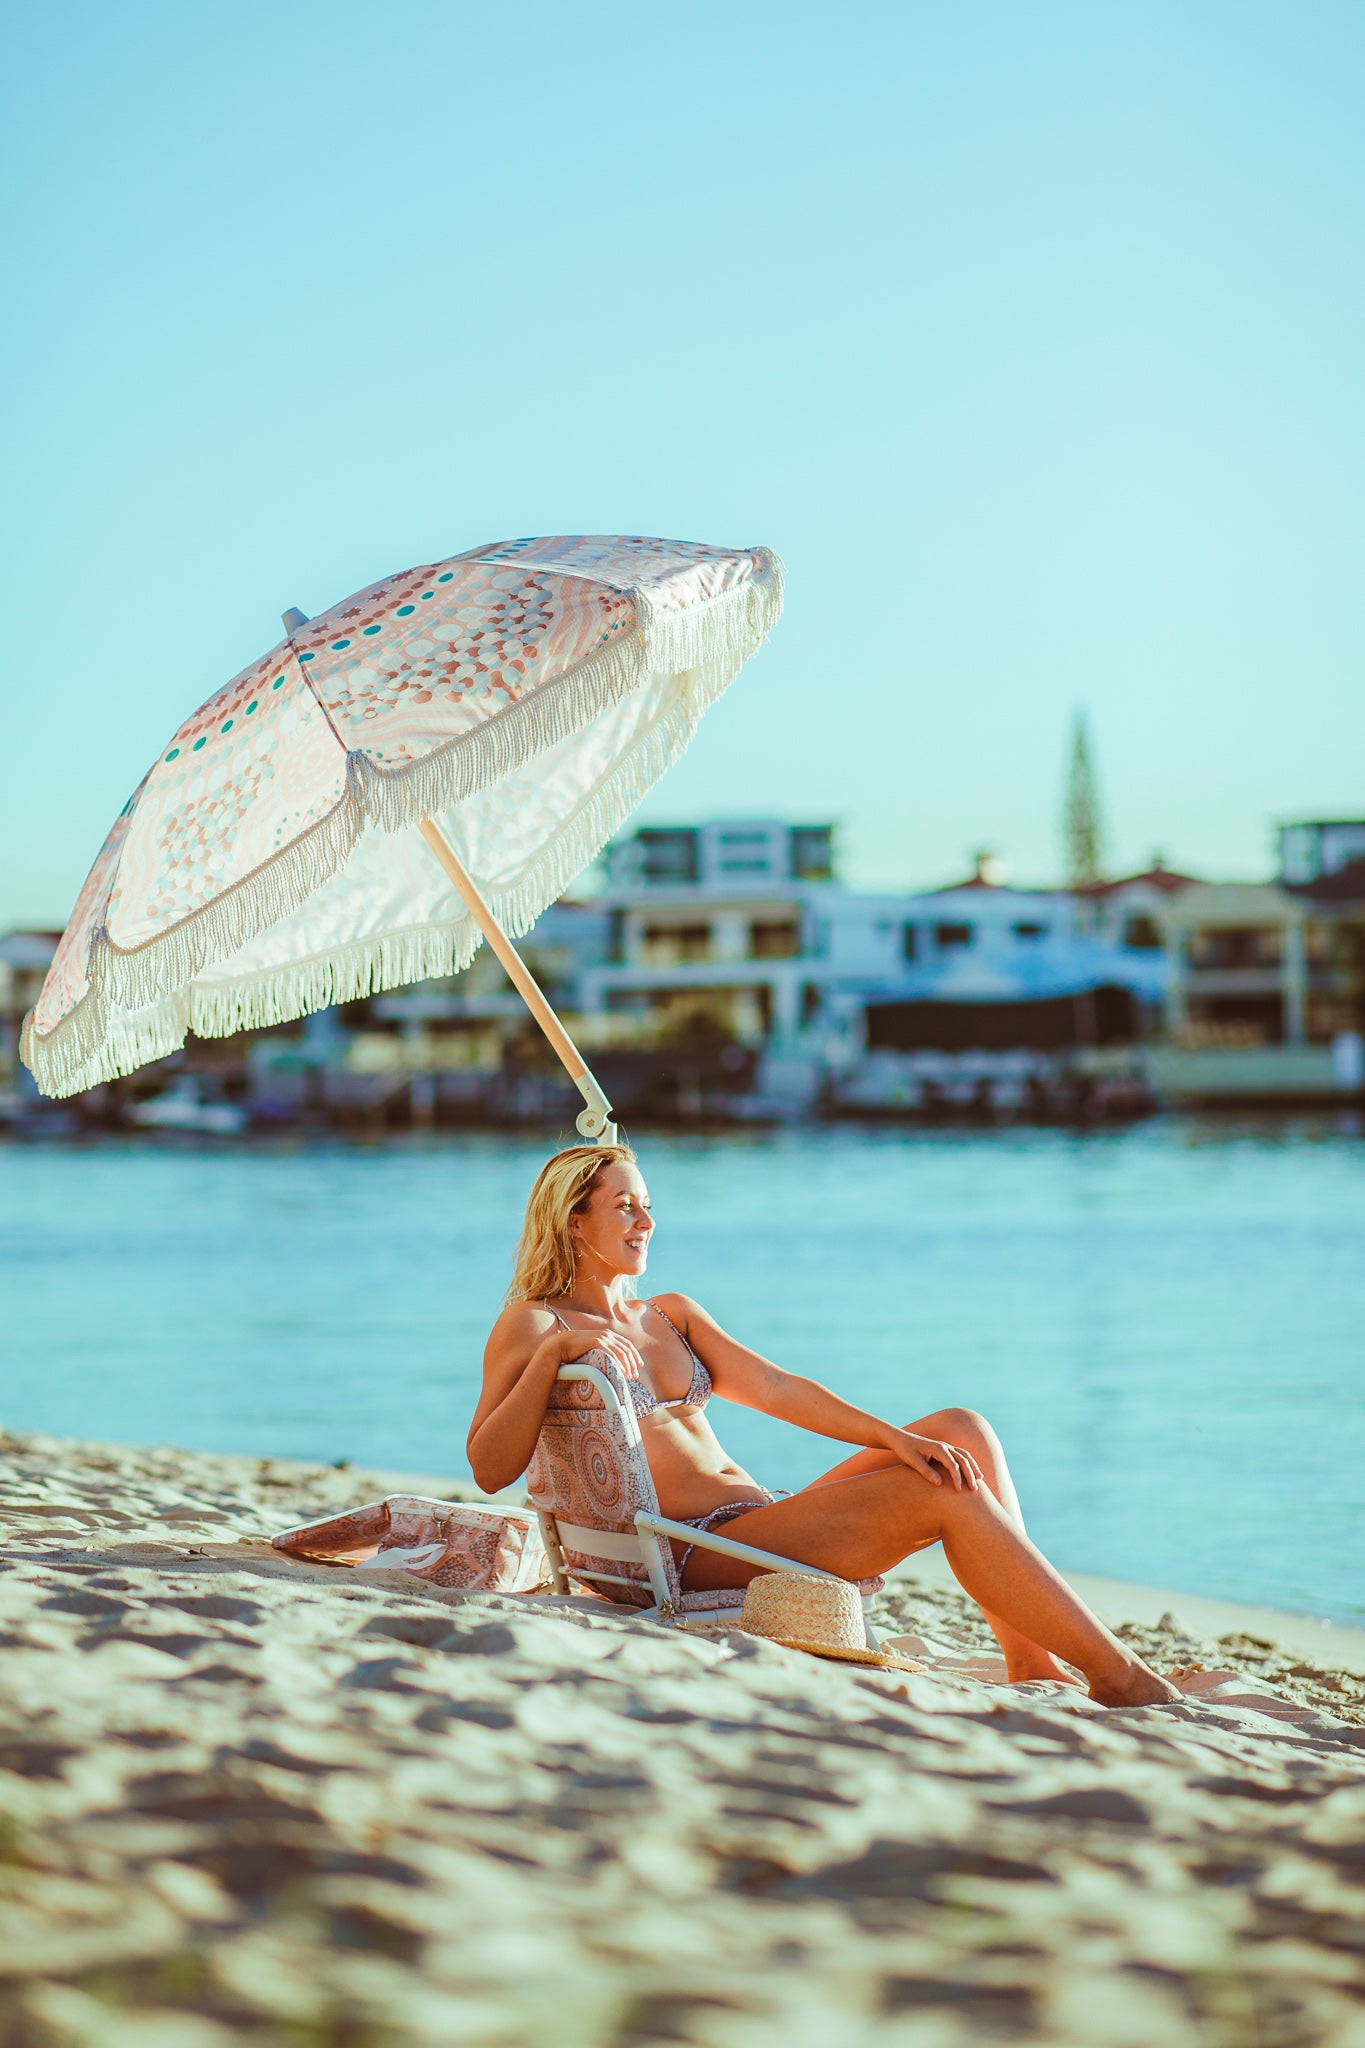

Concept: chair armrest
[[634, 1511, 842, 1582]]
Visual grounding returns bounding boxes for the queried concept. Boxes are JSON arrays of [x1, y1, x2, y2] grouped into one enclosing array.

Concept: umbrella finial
[[281, 607, 310, 635]]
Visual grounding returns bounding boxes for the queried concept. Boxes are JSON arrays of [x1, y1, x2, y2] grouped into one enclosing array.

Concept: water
[[3, 1120, 1362, 1624]]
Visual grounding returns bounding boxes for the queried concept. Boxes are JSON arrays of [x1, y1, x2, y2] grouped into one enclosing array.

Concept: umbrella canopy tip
[[281, 606, 310, 634]]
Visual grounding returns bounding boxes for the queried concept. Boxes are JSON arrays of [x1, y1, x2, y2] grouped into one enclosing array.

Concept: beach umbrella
[[23, 535, 783, 1137]]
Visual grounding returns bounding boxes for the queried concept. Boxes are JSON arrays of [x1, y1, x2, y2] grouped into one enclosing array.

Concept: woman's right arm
[[465, 1306, 644, 1495]]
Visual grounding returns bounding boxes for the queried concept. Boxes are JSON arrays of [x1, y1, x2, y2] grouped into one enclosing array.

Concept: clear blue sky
[[4, 1, 1363, 928]]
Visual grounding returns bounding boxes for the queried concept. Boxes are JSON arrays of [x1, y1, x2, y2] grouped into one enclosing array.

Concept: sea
[[3, 1117, 1362, 1625]]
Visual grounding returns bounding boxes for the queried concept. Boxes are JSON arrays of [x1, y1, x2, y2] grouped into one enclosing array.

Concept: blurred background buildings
[[5, 806, 1363, 1135]]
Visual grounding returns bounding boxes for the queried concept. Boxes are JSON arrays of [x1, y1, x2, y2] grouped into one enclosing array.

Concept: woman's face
[[571, 1160, 654, 1282]]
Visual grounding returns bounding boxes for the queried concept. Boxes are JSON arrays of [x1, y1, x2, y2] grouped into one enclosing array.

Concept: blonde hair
[[506, 1143, 638, 1305]]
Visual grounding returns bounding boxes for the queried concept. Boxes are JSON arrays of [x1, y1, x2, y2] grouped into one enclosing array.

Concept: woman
[[470, 1144, 1180, 1708]]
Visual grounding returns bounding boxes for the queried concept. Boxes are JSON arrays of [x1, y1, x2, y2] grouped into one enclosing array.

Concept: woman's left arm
[[658, 1293, 980, 1490]]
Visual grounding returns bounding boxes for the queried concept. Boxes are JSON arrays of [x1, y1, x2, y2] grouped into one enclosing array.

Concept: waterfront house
[[1073, 862, 1198, 953], [1148, 822, 1365, 1102], [1279, 819, 1365, 888], [572, 828, 1175, 1117]]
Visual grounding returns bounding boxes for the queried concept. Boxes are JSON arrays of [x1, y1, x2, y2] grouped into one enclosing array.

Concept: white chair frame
[[529, 1363, 879, 1644]]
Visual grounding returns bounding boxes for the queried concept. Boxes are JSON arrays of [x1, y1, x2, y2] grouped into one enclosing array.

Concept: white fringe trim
[[23, 551, 785, 1098]]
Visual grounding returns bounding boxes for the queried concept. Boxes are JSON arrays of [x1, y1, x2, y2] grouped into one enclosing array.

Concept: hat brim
[[763, 1634, 926, 1674]]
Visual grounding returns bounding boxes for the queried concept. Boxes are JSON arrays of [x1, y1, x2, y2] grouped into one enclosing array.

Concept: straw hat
[[739, 1572, 925, 1673]]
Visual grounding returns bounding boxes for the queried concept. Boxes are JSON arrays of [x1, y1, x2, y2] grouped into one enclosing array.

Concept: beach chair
[[526, 1357, 883, 1641]]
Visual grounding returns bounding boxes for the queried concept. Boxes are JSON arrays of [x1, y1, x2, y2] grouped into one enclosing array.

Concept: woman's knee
[[911, 1405, 994, 1445]]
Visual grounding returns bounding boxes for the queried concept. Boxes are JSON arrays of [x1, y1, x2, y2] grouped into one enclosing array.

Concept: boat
[[126, 1077, 249, 1136]]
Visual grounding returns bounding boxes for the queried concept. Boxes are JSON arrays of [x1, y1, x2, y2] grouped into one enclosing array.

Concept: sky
[[3, 0, 1363, 929]]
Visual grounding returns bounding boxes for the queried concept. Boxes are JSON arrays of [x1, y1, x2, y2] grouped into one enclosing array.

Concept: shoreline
[[889, 1543, 1365, 1677]]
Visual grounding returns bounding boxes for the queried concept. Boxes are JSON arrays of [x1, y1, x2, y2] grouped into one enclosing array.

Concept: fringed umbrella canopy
[[24, 535, 783, 1103]]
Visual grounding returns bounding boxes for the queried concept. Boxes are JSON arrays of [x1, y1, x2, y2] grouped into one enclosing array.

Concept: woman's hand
[[550, 1325, 646, 1383], [880, 1426, 983, 1491]]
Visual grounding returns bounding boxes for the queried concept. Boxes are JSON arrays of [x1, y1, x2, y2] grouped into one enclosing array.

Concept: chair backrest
[[525, 1353, 672, 1608]]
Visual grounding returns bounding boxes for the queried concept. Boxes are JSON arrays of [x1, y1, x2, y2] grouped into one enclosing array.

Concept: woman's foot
[[1005, 1649, 1086, 1689], [1087, 1655, 1184, 1708]]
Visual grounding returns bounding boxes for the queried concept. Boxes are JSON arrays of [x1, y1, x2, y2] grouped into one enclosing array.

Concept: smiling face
[[570, 1159, 654, 1284]]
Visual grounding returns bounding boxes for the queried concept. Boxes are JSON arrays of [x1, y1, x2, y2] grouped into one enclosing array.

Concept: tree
[[1063, 710, 1105, 888]]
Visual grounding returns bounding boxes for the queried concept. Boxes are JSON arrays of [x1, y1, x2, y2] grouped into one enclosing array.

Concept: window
[[934, 922, 973, 949], [607, 909, 627, 965], [641, 923, 712, 965], [749, 921, 800, 960], [790, 825, 834, 881], [902, 924, 919, 961], [1190, 927, 1282, 970], [717, 828, 772, 875], [1122, 914, 1162, 951], [1012, 921, 1046, 941], [637, 829, 699, 885]]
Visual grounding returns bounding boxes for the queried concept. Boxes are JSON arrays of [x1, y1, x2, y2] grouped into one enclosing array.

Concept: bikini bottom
[[674, 1488, 790, 1584]]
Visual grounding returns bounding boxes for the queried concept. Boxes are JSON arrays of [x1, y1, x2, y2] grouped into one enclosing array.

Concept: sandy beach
[[1, 1431, 1362, 2048]]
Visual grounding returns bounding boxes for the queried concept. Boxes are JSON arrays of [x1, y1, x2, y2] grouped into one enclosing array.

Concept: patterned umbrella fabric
[[25, 535, 783, 1097]]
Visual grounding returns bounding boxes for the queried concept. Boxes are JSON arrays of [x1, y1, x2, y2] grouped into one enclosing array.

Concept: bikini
[[540, 1299, 784, 1576]]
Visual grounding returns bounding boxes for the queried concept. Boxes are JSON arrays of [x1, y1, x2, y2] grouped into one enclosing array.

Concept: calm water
[[3, 1121, 1362, 1623]]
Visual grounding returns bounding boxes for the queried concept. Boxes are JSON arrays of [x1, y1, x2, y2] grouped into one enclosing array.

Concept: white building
[[569, 826, 1170, 1057], [1279, 820, 1365, 887], [577, 821, 835, 1045]]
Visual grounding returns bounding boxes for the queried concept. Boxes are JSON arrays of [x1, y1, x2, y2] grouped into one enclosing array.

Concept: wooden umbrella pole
[[417, 818, 617, 1143]]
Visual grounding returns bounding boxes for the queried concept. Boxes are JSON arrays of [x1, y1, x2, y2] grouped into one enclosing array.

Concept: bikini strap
[[540, 1300, 571, 1330], [648, 1299, 689, 1347]]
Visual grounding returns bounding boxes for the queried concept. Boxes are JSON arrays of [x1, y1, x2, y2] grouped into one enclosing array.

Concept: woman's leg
[[806, 1407, 1076, 1683], [679, 1460, 1179, 1707]]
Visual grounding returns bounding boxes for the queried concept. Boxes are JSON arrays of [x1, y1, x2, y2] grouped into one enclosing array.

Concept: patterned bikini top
[[543, 1300, 713, 1420]]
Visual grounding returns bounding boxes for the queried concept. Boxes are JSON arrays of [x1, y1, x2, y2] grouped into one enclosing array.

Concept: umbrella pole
[[417, 819, 617, 1144]]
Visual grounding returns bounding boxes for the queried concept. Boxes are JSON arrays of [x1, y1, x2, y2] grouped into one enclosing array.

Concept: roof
[[1075, 867, 1200, 900], [928, 879, 1063, 901]]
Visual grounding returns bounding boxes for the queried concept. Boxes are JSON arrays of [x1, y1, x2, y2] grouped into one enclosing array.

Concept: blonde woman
[[470, 1144, 1180, 1708]]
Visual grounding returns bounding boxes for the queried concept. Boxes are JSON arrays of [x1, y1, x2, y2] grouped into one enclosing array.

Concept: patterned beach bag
[[271, 1494, 551, 1593]]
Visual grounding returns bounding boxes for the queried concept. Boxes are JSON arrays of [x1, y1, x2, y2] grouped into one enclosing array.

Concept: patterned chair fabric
[[272, 1496, 550, 1592], [526, 1351, 667, 1607]]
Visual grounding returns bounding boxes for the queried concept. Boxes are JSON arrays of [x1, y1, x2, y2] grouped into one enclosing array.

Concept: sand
[[0, 1432, 1362, 2048]]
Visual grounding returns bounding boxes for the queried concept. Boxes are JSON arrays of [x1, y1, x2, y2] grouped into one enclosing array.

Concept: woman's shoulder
[[646, 1290, 708, 1331], [486, 1297, 560, 1350]]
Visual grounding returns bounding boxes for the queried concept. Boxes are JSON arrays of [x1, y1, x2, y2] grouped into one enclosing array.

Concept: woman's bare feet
[[1005, 1649, 1086, 1689], [1087, 1655, 1184, 1708]]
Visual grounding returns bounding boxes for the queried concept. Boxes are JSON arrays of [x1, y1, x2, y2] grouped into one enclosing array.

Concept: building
[[0, 931, 61, 1092], [583, 829, 1173, 1042], [580, 821, 836, 1047], [567, 827, 1182, 1117], [1147, 824, 1365, 1103], [841, 859, 1172, 1056], [1160, 825, 1365, 1051], [1278, 820, 1365, 1045], [1074, 863, 1199, 952], [1279, 820, 1365, 887]]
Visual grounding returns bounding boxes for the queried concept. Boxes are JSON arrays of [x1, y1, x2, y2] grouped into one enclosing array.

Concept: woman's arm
[[656, 1293, 981, 1490], [466, 1305, 646, 1494]]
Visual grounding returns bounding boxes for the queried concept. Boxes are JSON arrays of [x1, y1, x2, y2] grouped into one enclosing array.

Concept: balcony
[[639, 924, 713, 967]]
